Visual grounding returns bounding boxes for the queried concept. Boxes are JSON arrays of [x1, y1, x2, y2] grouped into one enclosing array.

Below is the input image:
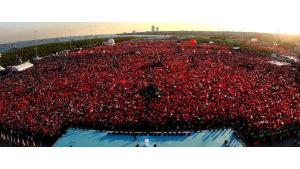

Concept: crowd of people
[[242, 41, 292, 56], [0, 40, 299, 146]]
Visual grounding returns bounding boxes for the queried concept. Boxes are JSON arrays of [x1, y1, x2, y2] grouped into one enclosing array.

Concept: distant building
[[156, 27, 159, 32], [132, 30, 136, 33], [151, 25, 155, 32]]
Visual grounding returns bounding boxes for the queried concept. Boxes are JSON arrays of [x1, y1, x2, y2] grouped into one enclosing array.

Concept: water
[[0, 34, 165, 53]]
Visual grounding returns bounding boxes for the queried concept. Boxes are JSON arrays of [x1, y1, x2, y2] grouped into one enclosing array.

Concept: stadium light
[[69, 30, 72, 50], [14, 42, 17, 64], [89, 29, 92, 46], [241, 28, 245, 41], [277, 29, 280, 45], [34, 30, 38, 58]]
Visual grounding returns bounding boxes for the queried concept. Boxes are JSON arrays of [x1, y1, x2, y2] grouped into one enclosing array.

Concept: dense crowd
[[0, 40, 299, 146], [242, 41, 292, 56]]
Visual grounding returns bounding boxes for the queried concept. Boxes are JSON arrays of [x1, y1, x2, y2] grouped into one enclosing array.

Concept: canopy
[[250, 38, 258, 42], [0, 66, 4, 71], [33, 56, 42, 61], [268, 61, 290, 66], [10, 61, 33, 72], [271, 53, 278, 58]]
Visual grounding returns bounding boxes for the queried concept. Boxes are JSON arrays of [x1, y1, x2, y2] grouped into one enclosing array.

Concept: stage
[[53, 128, 244, 147]]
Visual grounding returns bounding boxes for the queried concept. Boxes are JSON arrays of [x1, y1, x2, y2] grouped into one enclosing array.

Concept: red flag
[[120, 79, 127, 86], [189, 39, 197, 46]]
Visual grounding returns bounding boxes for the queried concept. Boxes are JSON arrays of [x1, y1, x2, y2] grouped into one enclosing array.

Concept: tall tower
[[156, 27, 159, 32], [151, 25, 155, 32]]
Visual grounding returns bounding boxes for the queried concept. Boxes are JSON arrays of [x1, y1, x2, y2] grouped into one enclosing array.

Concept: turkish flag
[[120, 79, 127, 86]]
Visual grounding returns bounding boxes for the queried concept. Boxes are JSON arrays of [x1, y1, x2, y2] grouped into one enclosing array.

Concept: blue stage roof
[[53, 128, 244, 147]]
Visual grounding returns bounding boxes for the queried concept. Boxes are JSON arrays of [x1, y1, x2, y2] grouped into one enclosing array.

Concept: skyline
[[0, 22, 299, 44], [1, 0, 300, 43], [0, 22, 222, 43]]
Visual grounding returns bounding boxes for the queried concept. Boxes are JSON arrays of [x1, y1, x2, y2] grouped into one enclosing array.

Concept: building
[[151, 25, 155, 32], [156, 27, 159, 32]]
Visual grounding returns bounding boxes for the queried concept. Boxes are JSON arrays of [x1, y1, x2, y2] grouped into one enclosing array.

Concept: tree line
[[0, 37, 137, 67]]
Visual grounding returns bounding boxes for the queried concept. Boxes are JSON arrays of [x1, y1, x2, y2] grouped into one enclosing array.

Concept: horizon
[[2, 0, 300, 43], [1, 0, 300, 166], [1, 22, 300, 44]]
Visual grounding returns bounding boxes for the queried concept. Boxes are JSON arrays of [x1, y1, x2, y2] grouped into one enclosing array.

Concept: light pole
[[277, 29, 280, 45], [69, 30, 72, 50], [14, 43, 17, 64], [89, 29, 92, 46], [34, 30, 38, 58], [242, 28, 245, 41]]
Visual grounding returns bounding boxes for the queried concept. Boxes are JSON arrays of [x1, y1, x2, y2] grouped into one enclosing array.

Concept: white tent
[[268, 61, 290, 66], [107, 39, 115, 45], [0, 65, 4, 71], [10, 61, 33, 72], [233, 46, 240, 50], [33, 56, 42, 61], [250, 38, 258, 42], [283, 55, 298, 62], [271, 53, 278, 59]]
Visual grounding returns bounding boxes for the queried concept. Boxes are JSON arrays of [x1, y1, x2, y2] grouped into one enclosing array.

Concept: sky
[[0, 0, 300, 43], [0, 22, 220, 43]]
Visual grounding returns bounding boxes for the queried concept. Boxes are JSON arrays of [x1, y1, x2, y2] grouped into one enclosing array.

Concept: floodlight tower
[[34, 30, 38, 58], [89, 29, 92, 46], [277, 29, 280, 45], [69, 30, 72, 50], [242, 28, 245, 41], [14, 42, 17, 64]]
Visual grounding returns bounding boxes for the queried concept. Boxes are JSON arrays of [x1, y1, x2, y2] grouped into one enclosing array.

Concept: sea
[[0, 34, 165, 53]]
